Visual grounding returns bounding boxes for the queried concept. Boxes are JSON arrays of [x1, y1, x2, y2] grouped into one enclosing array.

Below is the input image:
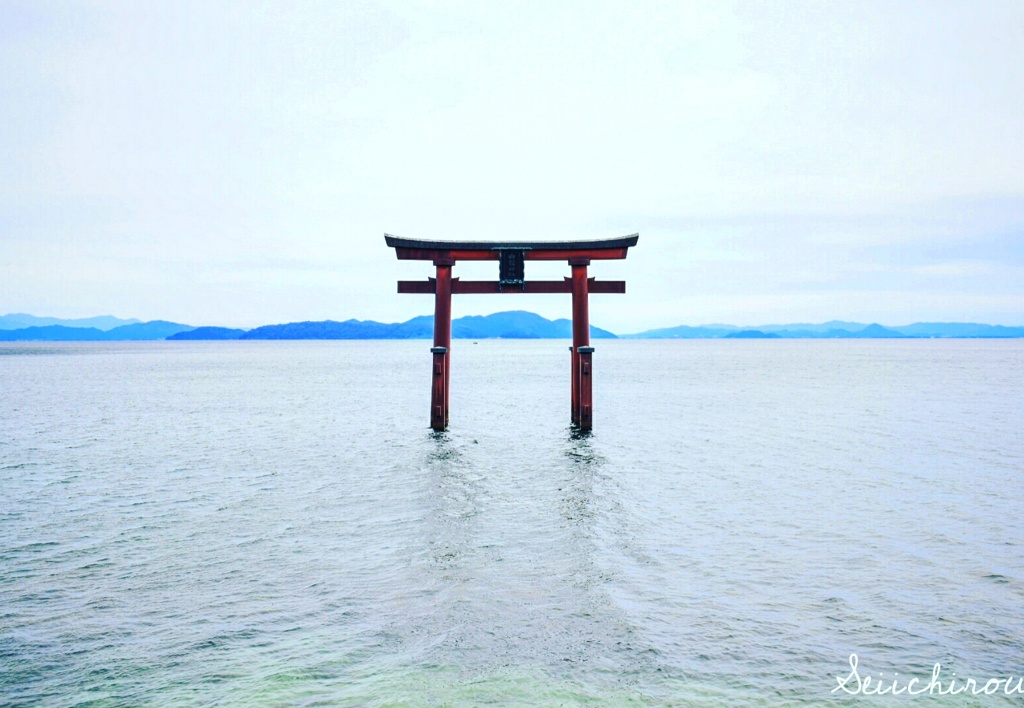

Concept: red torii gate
[[385, 233, 638, 432]]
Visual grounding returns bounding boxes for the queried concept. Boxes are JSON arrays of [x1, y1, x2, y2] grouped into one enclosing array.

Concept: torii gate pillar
[[570, 258, 592, 428], [430, 259, 453, 430], [387, 234, 637, 432]]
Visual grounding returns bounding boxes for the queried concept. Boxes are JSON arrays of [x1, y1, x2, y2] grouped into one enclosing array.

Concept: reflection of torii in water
[[385, 233, 638, 432]]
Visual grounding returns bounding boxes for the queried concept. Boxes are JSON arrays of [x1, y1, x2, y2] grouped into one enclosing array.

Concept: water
[[2, 339, 1022, 705]]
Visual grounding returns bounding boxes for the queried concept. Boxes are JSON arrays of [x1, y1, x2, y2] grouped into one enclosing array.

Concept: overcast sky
[[2, 0, 1022, 331]]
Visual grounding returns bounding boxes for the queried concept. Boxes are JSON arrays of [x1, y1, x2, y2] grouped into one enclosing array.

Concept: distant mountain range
[[170, 311, 617, 340], [0, 313, 141, 330], [1, 312, 1022, 341], [0, 320, 194, 341]]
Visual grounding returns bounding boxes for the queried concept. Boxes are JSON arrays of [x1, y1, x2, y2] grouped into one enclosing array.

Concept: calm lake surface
[[2, 339, 1022, 706]]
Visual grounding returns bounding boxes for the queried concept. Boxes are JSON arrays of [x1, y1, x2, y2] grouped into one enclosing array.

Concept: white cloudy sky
[[2, 0, 1022, 331]]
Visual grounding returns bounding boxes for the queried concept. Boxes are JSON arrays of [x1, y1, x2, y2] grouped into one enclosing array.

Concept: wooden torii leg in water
[[430, 259, 453, 431], [571, 257, 593, 431]]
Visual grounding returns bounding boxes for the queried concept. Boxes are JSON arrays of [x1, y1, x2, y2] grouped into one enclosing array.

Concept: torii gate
[[385, 233, 638, 432]]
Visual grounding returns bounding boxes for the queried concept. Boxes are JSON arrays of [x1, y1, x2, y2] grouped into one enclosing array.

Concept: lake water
[[2, 339, 1023, 706]]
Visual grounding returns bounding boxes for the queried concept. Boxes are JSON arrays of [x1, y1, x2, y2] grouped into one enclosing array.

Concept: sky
[[2, 0, 1023, 332]]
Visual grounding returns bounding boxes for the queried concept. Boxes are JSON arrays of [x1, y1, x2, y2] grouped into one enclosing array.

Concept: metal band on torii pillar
[[385, 233, 637, 432]]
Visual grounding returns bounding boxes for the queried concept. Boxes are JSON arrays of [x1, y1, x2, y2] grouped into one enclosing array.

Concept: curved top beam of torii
[[384, 233, 638, 261]]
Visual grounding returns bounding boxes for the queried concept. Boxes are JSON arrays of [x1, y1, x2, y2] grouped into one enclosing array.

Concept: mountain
[[103, 321, 194, 340], [620, 325, 736, 339], [626, 321, 1023, 338], [856, 323, 904, 338], [167, 327, 247, 340], [756, 321, 868, 334], [891, 322, 1024, 338], [241, 319, 401, 339], [0, 321, 193, 341], [724, 330, 780, 339], [448, 311, 616, 339], [394, 315, 435, 338], [764, 328, 857, 338], [0, 325, 109, 341], [0, 313, 141, 330], [239, 311, 616, 340]]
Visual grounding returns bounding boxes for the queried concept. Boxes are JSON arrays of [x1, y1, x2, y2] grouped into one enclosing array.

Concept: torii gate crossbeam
[[386, 233, 638, 432]]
